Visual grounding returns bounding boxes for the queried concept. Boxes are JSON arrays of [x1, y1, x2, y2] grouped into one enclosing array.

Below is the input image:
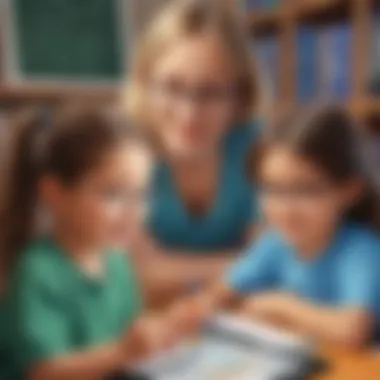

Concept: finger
[[241, 300, 255, 314], [149, 322, 174, 353]]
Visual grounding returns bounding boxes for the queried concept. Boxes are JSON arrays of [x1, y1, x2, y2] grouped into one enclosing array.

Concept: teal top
[[147, 123, 260, 253], [3, 237, 142, 380]]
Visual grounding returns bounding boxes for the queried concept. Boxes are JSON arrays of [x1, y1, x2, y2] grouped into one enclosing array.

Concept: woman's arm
[[243, 293, 373, 348], [136, 249, 238, 309], [131, 226, 259, 308]]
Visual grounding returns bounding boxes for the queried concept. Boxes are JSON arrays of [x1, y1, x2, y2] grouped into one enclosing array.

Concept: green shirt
[[0, 298, 14, 380], [4, 237, 142, 380]]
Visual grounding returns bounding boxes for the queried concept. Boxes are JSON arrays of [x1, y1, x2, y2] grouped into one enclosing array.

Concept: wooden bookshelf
[[295, 0, 347, 19], [248, 0, 349, 31], [245, 0, 380, 124], [247, 9, 282, 33], [0, 85, 117, 106], [1, 0, 379, 123]]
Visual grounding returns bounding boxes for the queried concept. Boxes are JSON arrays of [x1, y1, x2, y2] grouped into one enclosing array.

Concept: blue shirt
[[228, 224, 380, 325], [147, 123, 259, 253]]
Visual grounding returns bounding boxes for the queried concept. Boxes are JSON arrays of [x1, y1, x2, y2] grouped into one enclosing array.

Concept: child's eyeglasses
[[85, 187, 149, 207], [259, 183, 335, 204]]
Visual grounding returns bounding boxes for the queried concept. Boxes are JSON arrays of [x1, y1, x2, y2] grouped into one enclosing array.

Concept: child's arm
[[243, 293, 373, 348], [138, 253, 237, 308], [29, 316, 176, 380], [169, 232, 280, 332], [167, 280, 245, 338], [242, 242, 379, 348], [8, 260, 175, 380], [29, 340, 133, 380]]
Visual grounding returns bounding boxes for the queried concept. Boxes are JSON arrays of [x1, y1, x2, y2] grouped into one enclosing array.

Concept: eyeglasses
[[149, 79, 237, 111], [259, 183, 335, 206], [82, 186, 149, 207]]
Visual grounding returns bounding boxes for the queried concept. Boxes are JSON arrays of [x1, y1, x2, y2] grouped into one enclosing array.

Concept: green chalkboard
[[12, 0, 124, 81]]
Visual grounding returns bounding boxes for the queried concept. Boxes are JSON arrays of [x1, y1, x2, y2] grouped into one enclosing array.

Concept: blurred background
[[1, 0, 380, 152]]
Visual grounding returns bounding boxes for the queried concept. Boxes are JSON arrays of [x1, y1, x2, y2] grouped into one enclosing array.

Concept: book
[[260, 0, 282, 9], [317, 26, 331, 99], [317, 22, 353, 100], [369, 14, 380, 95], [244, 0, 281, 10], [255, 36, 280, 99], [244, 0, 261, 10], [297, 27, 318, 102], [329, 22, 352, 99]]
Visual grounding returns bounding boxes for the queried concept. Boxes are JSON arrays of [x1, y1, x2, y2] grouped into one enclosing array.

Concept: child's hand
[[242, 292, 298, 323], [124, 315, 179, 359], [169, 296, 214, 336]]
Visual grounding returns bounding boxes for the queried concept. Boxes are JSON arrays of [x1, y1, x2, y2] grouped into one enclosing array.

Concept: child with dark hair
[[0, 104, 174, 380], [172, 105, 380, 348]]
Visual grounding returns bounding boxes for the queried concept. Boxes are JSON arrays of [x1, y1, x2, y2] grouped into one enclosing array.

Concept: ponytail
[[0, 108, 44, 271], [0, 103, 137, 273]]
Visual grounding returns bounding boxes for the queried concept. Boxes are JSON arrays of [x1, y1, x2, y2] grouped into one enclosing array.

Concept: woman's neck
[[169, 150, 219, 173]]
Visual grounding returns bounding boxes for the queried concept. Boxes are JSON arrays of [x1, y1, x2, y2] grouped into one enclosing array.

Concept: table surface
[[315, 346, 380, 380]]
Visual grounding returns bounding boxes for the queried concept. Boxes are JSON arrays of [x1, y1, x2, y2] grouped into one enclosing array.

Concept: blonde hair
[[126, 0, 262, 129]]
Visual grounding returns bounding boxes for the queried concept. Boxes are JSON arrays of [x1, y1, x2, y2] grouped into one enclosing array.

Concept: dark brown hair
[[248, 105, 380, 229], [0, 103, 138, 271]]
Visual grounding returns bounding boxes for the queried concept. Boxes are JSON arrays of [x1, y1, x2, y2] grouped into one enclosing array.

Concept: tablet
[[129, 314, 325, 380]]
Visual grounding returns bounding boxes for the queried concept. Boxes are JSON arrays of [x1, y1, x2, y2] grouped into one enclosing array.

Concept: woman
[[126, 0, 264, 305]]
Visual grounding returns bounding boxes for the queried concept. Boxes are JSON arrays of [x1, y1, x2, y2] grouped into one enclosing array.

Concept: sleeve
[[226, 231, 281, 295], [7, 263, 72, 372], [118, 253, 144, 321], [336, 239, 380, 313]]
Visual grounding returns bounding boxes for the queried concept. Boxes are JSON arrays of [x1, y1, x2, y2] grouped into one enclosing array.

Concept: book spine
[[297, 27, 318, 102], [369, 14, 380, 95], [255, 37, 279, 99], [244, 0, 261, 10], [317, 26, 330, 99], [330, 23, 352, 100], [244, 0, 282, 10], [259, 0, 282, 9]]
